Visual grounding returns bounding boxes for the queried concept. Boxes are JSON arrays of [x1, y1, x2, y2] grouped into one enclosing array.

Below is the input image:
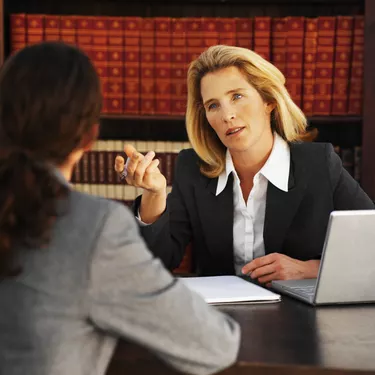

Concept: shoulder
[[67, 190, 136, 233], [289, 142, 335, 166], [175, 148, 203, 178]]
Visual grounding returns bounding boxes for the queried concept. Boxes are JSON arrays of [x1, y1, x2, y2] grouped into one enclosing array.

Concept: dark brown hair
[[0, 42, 102, 278]]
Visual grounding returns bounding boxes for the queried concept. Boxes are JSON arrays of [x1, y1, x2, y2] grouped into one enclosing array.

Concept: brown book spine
[[107, 17, 124, 114], [313, 17, 336, 115], [106, 140, 116, 185], [140, 18, 156, 114], [155, 17, 172, 114], [236, 18, 253, 50], [92, 17, 109, 114], [332, 16, 354, 115], [271, 17, 287, 75], [81, 152, 90, 185], [124, 17, 141, 114], [26, 14, 44, 46], [254, 17, 271, 61], [72, 158, 82, 184], [286, 17, 305, 108], [97, 141, 107, 186], [203, 18, 220, 49], [44, 15, 60, 42], [10, 14, 27, 54], [89, 147, 98, 186], [348, 16, 364, 115], [171, 18, 187, 115], [219, 18, 236, 46], [302, 18, 318, 116], [59, 16, 76, 45]]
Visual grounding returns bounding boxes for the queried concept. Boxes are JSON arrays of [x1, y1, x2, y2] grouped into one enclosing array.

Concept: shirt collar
[[215, 133, 290, 196]]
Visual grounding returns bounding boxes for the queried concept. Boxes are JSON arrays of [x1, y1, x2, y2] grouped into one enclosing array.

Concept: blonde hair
[[186, 45, 312, 178]]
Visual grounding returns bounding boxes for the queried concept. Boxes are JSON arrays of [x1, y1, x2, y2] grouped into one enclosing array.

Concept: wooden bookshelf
[[0, 0, 374, 198]]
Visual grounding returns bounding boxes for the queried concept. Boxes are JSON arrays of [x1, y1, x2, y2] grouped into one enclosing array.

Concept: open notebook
[[180, 276, 281, 305]]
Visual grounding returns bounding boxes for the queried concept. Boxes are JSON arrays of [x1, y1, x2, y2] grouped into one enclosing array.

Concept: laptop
[[271, 210, 375, 306]]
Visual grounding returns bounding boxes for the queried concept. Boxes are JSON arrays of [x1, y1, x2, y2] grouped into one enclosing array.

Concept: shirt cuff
[[135, 207, 151, 227]]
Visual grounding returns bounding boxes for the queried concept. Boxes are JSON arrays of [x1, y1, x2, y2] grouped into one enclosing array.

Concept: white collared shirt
[[216, 133, 290, 275]]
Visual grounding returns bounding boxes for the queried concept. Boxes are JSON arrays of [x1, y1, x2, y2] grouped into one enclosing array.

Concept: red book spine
[[219, 18, 236, 46], [271, 17, 287, 75], [59, 16, 76, 45], [155, 17, 172, 114], [76, 16, 94, 60], [107, 17, 124, 114], [92, 17, 109, 114], [140, 18, 155, 114], [331, 16, 354, 115], [254, 17, 271, 61], [26, 14, 44, 46], [302, 18, 318, 116], [203, 17, 220, 48], [186, 18, 204, 63], [44, 15, 60, 42], [286, 17, 305, 108], [313, 17, 336, 115], [348, 16, 364, 115], [10, 14, 26, 54], [171, 18, 187, 115], [236, 18, 253, 50], [124, 17, 141, 114]]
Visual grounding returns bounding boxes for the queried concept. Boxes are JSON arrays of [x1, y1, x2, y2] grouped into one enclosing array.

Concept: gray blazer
[[0, 172, 240, 375]]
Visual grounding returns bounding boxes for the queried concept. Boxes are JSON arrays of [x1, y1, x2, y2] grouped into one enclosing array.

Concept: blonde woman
[[116, 45, 373, 284]]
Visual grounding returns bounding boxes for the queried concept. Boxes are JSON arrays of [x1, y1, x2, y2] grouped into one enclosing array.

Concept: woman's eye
[[233, 93, 242, 100], [208, 103, 218, 110]]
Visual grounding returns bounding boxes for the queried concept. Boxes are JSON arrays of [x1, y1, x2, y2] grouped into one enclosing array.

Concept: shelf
[[101, 114, 362, 125], [99, 114, 362, 142], [307, 116, 362, 126]]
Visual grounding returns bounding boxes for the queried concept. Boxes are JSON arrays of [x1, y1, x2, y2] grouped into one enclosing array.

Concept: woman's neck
[[231, 132, 274, 182]]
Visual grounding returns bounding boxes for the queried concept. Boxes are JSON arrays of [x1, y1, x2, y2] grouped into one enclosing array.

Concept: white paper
[[180, 276, 281, 304]]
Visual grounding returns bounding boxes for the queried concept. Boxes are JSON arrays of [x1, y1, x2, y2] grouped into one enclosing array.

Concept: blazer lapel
[[194, 174, 235, 274], [264, 145, 309, 253]]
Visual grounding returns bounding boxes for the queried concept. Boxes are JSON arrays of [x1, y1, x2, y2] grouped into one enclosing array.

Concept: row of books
[[71, 140, 192, 187], [71, 140, 362, 203], [10, 14, 364, 116]]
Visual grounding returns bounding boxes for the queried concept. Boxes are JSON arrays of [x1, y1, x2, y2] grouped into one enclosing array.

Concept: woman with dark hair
[[0, 42, 240, 375]]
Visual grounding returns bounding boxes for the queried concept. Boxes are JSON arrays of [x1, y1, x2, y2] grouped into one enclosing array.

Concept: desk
[[106, 296, 375, 375]]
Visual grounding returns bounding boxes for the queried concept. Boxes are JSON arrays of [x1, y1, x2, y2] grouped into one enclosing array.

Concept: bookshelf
[[0, 0, 374, 199]]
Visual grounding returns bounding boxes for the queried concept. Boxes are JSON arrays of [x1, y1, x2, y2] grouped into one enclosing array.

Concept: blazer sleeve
[[88, 202, 240, 375], [327, 144, 374, 209], [132, 150, 194, 270]]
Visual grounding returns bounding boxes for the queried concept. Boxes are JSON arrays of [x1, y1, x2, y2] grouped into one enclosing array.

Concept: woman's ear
[[265, 102, 276, 114]]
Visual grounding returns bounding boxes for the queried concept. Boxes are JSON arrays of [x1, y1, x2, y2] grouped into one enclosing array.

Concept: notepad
[[180, 276, 281, 304]]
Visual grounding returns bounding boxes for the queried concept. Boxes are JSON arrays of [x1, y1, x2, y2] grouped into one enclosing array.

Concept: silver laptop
[[271, 210, 375, 306]]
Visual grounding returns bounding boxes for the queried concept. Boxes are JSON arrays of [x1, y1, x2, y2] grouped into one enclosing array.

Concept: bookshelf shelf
[[101, 114, 362, 125], [99, 115, 362, 143]]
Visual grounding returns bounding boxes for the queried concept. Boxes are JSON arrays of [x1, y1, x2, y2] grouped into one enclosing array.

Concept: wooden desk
[[107, 296, 375, 375]]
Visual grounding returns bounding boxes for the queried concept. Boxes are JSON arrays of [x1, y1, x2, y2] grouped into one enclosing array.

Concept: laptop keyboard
[[289, 286, 316, 297]]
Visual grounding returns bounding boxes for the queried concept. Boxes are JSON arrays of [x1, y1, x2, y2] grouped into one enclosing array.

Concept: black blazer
[[134, 142, 374, 276]]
